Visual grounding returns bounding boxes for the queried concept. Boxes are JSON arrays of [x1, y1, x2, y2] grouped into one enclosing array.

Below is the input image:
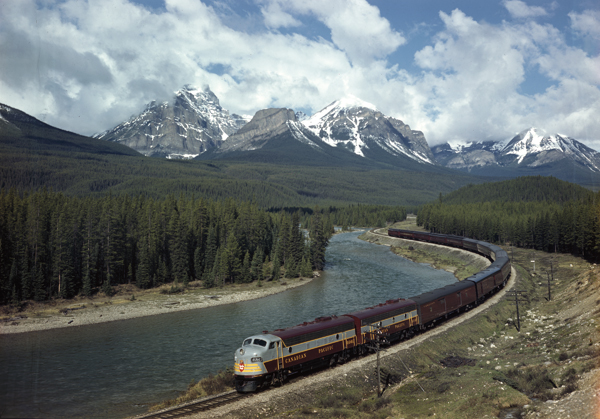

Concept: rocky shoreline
[[0, 276, 315, 335]]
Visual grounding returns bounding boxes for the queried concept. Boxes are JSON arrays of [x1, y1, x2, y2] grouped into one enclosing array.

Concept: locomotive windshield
[[243, 338, 268, 347]]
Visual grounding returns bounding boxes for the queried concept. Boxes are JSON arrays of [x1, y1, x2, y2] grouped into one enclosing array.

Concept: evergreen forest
[[0, 189, 407, 304], [417, 177, 600, 260]]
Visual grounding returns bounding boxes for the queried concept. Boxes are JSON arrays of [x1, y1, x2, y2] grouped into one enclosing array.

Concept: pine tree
[[250, 248, 263, 282], [271, 253, 281, 281], [225, 231, 241, 283], [193, 246, 203, 281], [300, 256, 312, 278], [241, 251, 251, 283]]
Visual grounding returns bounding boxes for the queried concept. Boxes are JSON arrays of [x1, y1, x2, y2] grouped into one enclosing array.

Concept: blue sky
[[1, 0, 599, 148]]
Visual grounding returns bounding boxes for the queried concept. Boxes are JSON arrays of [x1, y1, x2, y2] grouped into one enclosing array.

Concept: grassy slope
[[285, 235, 599, 418]]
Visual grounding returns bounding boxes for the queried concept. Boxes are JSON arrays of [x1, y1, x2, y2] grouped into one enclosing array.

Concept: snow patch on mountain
[[302, 97, 434, 165], [287, 120, 322, 150], [433, 127, 600, 174], [95, 85, 247, 158]]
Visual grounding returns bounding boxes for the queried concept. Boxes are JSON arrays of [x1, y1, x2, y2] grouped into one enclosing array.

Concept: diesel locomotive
[[233, 229, 511, 392]]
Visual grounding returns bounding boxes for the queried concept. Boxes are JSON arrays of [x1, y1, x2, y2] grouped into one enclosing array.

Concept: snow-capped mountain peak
[[306, 95, 377, 125], [502, 127, 599, 170], [432, 127, 600, 176], [302, 97, 434, 165], [95, 85, 247, 159]]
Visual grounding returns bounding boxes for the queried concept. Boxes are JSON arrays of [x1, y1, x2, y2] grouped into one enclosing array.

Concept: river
[[0, 230, 457, 418]]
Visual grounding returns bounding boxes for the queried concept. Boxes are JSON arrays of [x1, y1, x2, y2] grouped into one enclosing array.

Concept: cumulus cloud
[[503, 0, 548, 19], [569, 9, 600, 41], [403, 9, 600, 145], [285, 0, 406, 65], [0, 0, 598, 149]]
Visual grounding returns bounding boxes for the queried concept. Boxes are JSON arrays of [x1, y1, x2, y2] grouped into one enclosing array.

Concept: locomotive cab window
[[253, 339, 267, 347], [243, 339, 252, 346], [269, 342, 275, 349]]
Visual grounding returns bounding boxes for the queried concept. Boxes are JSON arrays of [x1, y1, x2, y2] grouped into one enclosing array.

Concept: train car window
[[243, 339, 252, 346], [336, 334, 339, 339], [289, 347, 292, 353], [253, 339, 267, 347]]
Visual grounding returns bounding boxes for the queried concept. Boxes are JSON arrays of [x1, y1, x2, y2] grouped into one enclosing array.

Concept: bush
[[505, 366, 555, 400]]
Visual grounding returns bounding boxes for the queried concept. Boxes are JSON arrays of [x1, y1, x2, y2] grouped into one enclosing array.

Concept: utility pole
[[367, 322, 388, 397], [507, 290, 526, 331]]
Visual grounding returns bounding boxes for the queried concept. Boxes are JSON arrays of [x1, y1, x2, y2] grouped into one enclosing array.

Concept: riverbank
[[360, 228, 490, 280], [0, 275, 316, 335]]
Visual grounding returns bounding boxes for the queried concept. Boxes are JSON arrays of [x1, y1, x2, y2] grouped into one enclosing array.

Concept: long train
[[233, 229, 511, 392]]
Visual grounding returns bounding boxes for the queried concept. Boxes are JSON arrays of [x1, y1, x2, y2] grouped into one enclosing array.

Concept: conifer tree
[[241, 251, 251, 283]]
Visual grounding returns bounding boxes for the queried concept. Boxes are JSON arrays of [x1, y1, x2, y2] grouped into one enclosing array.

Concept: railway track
[[136, 229, 513, 419], [133, 391, 250, 419]]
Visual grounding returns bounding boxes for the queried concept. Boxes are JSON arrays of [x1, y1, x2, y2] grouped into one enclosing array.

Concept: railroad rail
[[133, 391, 250, 419]]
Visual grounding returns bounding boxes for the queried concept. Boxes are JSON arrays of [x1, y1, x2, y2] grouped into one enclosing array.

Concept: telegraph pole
[[507, 290, 526, 331], [367, 322, 388, 397]]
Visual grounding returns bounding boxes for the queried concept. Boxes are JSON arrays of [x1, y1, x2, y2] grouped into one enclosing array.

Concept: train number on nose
[[239, 361, 245, 372]]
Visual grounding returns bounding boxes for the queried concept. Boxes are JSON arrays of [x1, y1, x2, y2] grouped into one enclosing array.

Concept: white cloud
[[503, 0, 548, 19], [0, 0, 598, 150], [569, 9, 600, 40], [259, 0, 406, 65], [259, 1, 301, 29], [403, 9, 600, 146]]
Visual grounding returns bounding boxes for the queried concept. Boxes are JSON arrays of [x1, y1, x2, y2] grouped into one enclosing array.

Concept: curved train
[[233, 229, 511, 392]]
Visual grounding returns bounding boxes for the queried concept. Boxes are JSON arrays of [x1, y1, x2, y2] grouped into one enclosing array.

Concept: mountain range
[[432, 128, 600, 184], [94, 86, 599, 185], [3, 83, 600, 188], [96, 86, 436, 170]]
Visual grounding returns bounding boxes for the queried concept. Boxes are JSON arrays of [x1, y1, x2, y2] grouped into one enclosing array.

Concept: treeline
[[273, 204, 407, 230], [0, 189, 333, 304], [438, 176, 593, 205], [418, 196, 600, 259]]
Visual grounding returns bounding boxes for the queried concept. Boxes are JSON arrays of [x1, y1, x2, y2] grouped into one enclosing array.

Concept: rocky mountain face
[[499, 128, 600, 171], [96, 87, 436, 167], [431, 141, 503, 171], [431, 128, 600, 181], [214, 108, 324, 154], [302, 96, 435, 165], [95, 86, 247, 159]]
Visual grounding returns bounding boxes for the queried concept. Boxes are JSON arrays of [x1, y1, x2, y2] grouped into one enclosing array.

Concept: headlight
[[251, 357, 263, 362]]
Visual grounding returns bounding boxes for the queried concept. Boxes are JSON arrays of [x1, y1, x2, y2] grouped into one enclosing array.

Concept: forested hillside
[[418, 176, 599, 260], [0, 189, 407, 304], [0, 190, 326, 304], [438, 176, 593, 205]]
